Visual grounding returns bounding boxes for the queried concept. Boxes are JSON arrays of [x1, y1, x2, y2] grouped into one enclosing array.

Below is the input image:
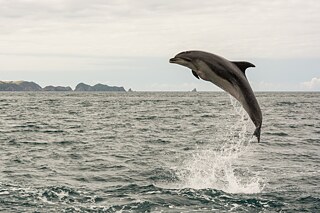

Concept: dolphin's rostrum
[[170, 50, 262, 142]]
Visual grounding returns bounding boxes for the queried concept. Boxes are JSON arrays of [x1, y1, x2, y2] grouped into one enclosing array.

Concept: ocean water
[[0, 92, 319, 212]]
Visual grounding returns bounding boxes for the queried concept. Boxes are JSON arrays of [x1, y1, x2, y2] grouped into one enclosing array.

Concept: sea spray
[[176, 96, 264, 194]]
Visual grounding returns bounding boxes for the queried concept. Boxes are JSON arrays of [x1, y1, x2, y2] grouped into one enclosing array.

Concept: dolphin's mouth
[[169, 57, 191, 63], [169, 58, 177, 63]]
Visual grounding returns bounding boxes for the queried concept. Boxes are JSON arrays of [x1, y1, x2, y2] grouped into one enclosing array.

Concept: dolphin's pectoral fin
[[253, 125, 261, 142], [192, 70, 199, 79], [232, 61, 255, 77]]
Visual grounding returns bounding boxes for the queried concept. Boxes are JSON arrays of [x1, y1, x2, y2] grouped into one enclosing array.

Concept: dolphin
[[169, 50, 262, 142]]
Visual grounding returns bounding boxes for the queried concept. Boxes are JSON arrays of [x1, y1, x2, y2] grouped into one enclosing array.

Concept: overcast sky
[[1, 0, 320, 91]]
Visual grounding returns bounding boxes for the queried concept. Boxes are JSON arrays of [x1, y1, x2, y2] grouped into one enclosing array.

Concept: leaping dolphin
[[169, 50, 262, 142]]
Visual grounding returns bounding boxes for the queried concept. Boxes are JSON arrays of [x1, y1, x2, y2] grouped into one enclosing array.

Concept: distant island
[[74, 83, 125, 92], [0, 81, 126, 92], [43, 86, 73, 91], [0, 81, 42, 91]]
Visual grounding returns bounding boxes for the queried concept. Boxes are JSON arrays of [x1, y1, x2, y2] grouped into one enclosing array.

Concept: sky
[[0, 0, 320, 91]]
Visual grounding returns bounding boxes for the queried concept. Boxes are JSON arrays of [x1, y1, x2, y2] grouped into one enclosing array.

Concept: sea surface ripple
[[0, 92, 319, 212]]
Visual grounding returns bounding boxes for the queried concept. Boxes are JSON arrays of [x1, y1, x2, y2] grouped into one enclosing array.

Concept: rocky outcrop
[[75, 83, 126, 92], [74, 83, 94, 91], [43, 86, 73, 91], [0, 81, 42, 91]]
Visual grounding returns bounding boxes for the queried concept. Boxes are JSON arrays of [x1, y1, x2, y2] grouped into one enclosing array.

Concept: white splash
[[176, 96, 264, 194]]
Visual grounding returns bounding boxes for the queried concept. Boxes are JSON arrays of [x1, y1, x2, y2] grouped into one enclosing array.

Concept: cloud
[[300, 77, 320, 90], [1, 0, 320, 58], [1, 0, 320, 91]]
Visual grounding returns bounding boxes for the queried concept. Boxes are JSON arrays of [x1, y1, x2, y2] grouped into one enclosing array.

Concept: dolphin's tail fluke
[[253, 125, 261, 142]]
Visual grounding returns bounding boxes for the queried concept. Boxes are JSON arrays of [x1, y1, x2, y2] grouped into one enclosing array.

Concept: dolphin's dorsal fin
[[232, 61, 255, 76], [192, 70, 199, 79]]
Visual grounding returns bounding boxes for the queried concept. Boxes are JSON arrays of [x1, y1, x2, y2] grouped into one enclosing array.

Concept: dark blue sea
[[0, 92, 319, 212]]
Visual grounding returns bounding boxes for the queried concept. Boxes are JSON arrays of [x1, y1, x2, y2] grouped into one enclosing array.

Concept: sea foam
[[176, 96, 264, 194]]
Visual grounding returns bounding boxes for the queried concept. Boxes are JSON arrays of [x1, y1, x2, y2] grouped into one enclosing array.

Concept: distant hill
[[75, 83, 126, 92], [0, 81, 126, 92], [0, 81, 42, 91], [43, 86, 73, 91], [74, 83, 94, 91]]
